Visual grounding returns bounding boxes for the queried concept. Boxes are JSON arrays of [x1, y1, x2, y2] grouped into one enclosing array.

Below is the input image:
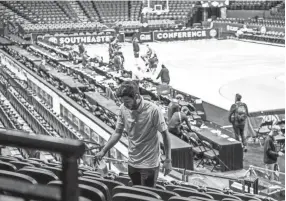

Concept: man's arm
[[161, 130, 172, 160], [101, 108, 125, 155], [153, 107, 171, 160], [184, 116, 193, 132], [101, 130, 123, 155]]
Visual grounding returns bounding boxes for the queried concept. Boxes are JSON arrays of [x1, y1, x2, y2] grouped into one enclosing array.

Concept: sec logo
[[210, 29, 217, 38]]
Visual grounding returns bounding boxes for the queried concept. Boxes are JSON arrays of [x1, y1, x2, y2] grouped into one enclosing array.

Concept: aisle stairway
[[69, 1, 90, 23]]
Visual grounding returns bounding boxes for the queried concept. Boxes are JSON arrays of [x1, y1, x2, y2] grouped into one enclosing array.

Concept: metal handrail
[[250, 165, 285, 175], [0, 128, 85, 201]]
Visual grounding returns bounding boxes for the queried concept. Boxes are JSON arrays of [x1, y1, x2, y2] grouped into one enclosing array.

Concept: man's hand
[[162, 160, 172, 176], [94, 150, 105, 165], [278, 151, 284, 156]]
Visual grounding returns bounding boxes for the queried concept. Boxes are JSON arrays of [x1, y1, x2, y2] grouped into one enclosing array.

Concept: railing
[[0, 129, 85, 201]]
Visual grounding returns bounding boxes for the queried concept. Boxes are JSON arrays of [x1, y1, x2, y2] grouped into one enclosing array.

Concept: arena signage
[[213, 22, 244, 33], [138, 32, 154, 43], [43, 35, 113, 45], [153, 29, 218, 41]]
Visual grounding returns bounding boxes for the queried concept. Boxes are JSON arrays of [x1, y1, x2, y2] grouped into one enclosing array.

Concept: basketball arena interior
[[0, 0, 285, 201]]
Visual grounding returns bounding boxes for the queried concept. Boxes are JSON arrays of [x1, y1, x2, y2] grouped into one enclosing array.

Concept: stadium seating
[[0, 3, 29, 24], [228, 1, 281, 10], [78, 1, 100, 22], [143, 0, 194, 21], [0, 60, 276, 201], [0, 0, 285, 198], [130, 1, 143, 21], [2, 1, 74, 24], [94, 1, 129, 23]]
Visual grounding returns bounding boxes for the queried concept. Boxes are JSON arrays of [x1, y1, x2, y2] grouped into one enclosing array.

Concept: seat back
[[189, 192, 214, 200], [114, 176, 131, 186], [17, 168, 58, 184], [9, 161, 34, 169], [133, 185, 180, 200], [174, 188, 206, 197], [0, 161, 17, 171], [83, 176, 124, 193], [79, 184, 106, 201], [79, 177, 111, 201], [82, 171, 102, 178], [155, 184, 166, 190], [232, 193, 262, 201], [222, 198, 241, 201], [0, 170, 37, 184], [23, 160, 42, 167], [207, 192, 242, 201], [166, 185, 198, 192], [112, 186, 161, 199], [48, 180, 106, 201], [189, 196, 215, 201], [41, 166, 62, 178], [169, 196, 200, 201], [112, 192, 162, 201], [0, 156, 19, 163], [83, 171, 102, 176]]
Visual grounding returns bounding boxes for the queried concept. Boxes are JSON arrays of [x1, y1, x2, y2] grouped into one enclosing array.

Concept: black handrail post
[[0, 129, 85, 201], [62, 155, 80, 201]]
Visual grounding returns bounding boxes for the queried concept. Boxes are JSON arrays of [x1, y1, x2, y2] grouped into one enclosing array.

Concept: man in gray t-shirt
[[94, 81, 172, 187]]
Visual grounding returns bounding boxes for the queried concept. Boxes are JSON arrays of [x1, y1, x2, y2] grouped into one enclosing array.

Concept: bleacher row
[[0, 0, 192, 25], [215, 17, 284, 28], [0, 154, 270, 201], [227, 1, 281, 10], [1, 1, 284, 36]]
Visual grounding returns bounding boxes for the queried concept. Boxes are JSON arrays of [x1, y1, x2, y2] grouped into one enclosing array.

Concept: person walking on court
[[94, 81, 172, 187], [132, 37, 140, 64], [156, 64, 170, 85], [229, 93, 249, 152], [264, 125, 284, 181]]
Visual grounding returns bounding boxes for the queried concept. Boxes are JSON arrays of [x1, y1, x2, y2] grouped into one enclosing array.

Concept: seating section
[[0, 154, 268, 201], [94, 1, 129, 23], [0, 3, 30, 24], [215, 17, 284, 28], [55, 1, 79, 23], [130, 1, 143, 21], [228, 1, 281, 10], [21, 22, 106, 34], [143, 0, 193, 22], [269, 2, 285, 21], [78, 1, 100, 22], [214, 17, 285, 45], [2, 1, 73, 24]]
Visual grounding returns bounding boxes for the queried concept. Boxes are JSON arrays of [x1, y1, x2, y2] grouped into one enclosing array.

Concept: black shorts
[[128, 165, 159, 187], [134, 51, 139, 58]]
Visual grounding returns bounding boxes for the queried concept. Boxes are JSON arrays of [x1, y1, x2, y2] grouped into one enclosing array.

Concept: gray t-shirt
[[116, 97, 168, 168]]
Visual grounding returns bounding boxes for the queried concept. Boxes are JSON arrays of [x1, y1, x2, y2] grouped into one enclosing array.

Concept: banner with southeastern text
[[38, 33, 125, 45]]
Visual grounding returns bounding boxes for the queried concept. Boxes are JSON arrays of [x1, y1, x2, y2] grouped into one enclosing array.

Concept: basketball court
[[85, 39, 285, 113]]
